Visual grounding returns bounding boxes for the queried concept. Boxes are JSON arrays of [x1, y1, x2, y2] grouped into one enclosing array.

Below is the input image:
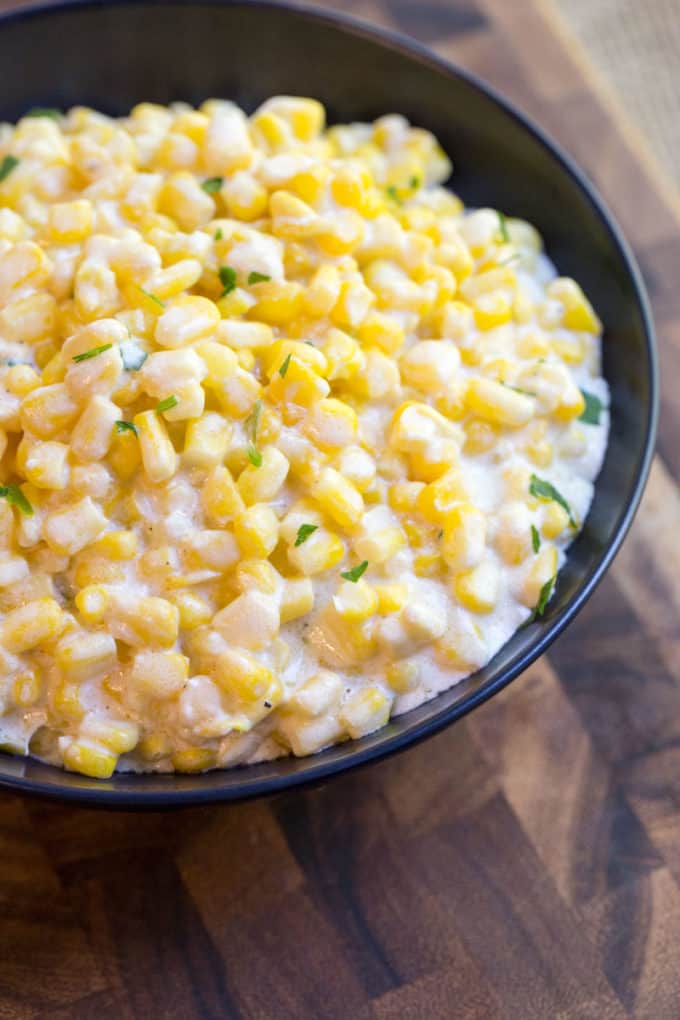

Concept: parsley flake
[[115, 420, 138, 436], [138, 287, 165, 309], [410, 175, 421, 189], [247, 446, 263, 467], [533, 575, 555, 619], [386, 185, 402, 204], [0, 155, 19, 182], [26, 107, 61, 119], [0, 484, 33, 516], [156, 395, 178, 414], [341, 560, 369, 583], [579, 389, 603, 425], [244, 399, 262, 467], [531, 524, 541, 554], [279, 353, 292, 378], [215, 227, 223, 241], [72, 343, 113, 363], [497, 210, 510, 243], [202, 176, 223, 194], [529, 474, 576, 527], [248, 271, 271, 285], [218, 265, 237, 297], [295, 523, 318, 547]]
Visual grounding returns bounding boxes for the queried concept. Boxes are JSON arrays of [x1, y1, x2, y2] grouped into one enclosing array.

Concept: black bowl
[[0, 0, 657, 806]]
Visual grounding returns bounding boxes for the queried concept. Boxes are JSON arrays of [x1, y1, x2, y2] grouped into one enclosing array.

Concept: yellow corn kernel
[[12, 668, 41, 708], [287, 528, 344, 575], [494, 502, 533, 565], [214, 647, 274, 703], [137, 731, 172, 763], [5, 364, 40, 396], [234, 503, 279, 559], [525, 423, 554, 468], [183, 412, 232, 470], [442, 503, 487, 571], [248, 279, 304, 326], [454, 559, 500, 614], [322, 328, 365, 380], [267, 355, 330, 408], [63, 740, 118, 779], [547, 277, 601, 333], [56, 631, 117, 682], [19, 439, 70, 490], [332, 579, 378, 622], [212, 587, 280, 651], [374, 583, 408, 616], [353, 527, 405, 564], [126, 596, 179, 648], [169, 590, 213, 630], [340, 687, 391, 739], [471, 291, 513, 330], [75, 584, 111, 625], [109, 428, 141, 481], [310, 467, 363, 530], [358, 311, 405, 355], [48, 199, 93, 242], [202, 465, 244, 524], [0, 241, 51, 303], [551, 334, 585, 364], [466, 377, 535, 428], [134, 409, 177, 483], [521, 544, 558, 610], [290, 670, 343, 717], [91, 530, 137, 561], [389, 481, 425, 513], [159, 171, 215, 230], [389, 401, 462, 454], [82, 719, 139, 755], [413, 550, 443, 577], [541, 502, 570, 539], [237, 446, 289, 504], [386, 659, 420, 694], [464, 420, 499, 455], [264, 338, 328, 378], [280, 577, 315, 623], [171, 748, 217, 773], [0, 597, 63, 653], [223, 172, 268, 220], [303, 264, 341, 316], [415, 470, 468, 523], [553, 382, 586, 421], [304, 398, 357, 450], [155, 294, 221, 348], [20, 382, 79, 439], [131, 650, 189, 699], [216, 368, 262, 418], [44, 497, 106, 556]]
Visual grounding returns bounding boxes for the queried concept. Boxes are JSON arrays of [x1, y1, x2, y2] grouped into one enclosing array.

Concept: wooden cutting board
[[1, 1, 678, 1017]]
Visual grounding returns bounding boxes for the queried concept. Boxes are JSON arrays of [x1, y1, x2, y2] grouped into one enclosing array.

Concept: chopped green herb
[[247, 446, 263, 467], [115, 420, 138, 436], [279, 353, 292, 378], [72, 343, 113, 363], [386, 185, 402, 204], [534, 575, 556, 618], [219, 265, 237, 297], [0, 485, 33, 516], [531, 524, 541, 554], [138, 287, 165, 309], [497, 210, 510, 243], [202, 176, 223, 194], [529, 473, 576, 527], [215, 227, 223, 241], [579, 389, 603, 425], [244, 399, 262, 467], [409, 175, 421, 189], [0, 155, 19, 182], [248, 271, 271, 285], [502, 381, 535, 397], [26, 107, 61, 119], [341, 560, 369, 583], [295, 523, 318, 547], [120, 343, 148, 372], [156, 395, 178, 414]]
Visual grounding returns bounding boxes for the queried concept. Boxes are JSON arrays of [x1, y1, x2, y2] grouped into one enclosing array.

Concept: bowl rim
[[0, 0, 659, 807]]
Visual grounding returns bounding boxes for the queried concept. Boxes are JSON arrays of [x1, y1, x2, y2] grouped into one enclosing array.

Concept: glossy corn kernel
[[453, 559, 500, 614], [340, 687, 391, 739], [63, 740, 118, 779]]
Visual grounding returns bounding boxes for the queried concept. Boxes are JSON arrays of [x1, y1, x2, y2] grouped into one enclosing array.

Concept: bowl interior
[[0, 0, 656, 804]]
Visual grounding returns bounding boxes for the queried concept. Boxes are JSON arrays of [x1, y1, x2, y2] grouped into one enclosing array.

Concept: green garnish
[[26, 108, 61, 119], [248, 271, 271, 285], [579, 390, 603, 425], [120, 343, 148, 372], [295, 523, 318, 547], [215, 227, 223, 241], [72, 343, 113, 363], [529, 474, 576, 528], [138, 287, 165, 309], [156, 395, 178, 414], [409, 175, 421, 189], [531, 524, 541, 554], [219, 265, 237, 297], [502, 381, 535, 397], [534, 575, 555, 618], [279, 353, 292, 378], [341, 560, 369, 583], [386, 185, 402, 204], [244, 399, 262, 467], [115, 420, 138, 436], [0, 155, 19, 182], [202, 176, 223, 194], [0, 485, 33, 516], [497, 210, 510, 243]]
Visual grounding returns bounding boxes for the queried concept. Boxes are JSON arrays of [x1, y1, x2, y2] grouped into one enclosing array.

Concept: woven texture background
[[556, 0, 680, 188]]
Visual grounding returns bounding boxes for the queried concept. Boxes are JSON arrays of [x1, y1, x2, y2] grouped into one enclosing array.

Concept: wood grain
[[0, 0, 677, 1016]]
